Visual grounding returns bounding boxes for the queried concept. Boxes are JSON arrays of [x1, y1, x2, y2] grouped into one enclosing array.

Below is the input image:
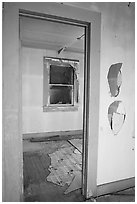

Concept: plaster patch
[[47, 145, 82, 194], [108, 101, 126, 135], [107, 63, 122, 97]]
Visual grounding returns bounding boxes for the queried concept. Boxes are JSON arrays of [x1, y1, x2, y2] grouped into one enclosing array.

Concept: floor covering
[[23, 139, 135, 202]]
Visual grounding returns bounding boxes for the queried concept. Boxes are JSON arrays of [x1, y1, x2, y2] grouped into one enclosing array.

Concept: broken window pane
[[49, 86, 73, 105], [50, 65, 74, 85]]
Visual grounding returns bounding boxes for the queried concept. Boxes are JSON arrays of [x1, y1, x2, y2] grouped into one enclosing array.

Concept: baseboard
[[97, 177, 135, 197], [23, 129, 83, 140]]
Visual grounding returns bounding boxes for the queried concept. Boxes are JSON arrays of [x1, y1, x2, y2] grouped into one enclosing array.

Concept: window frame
[[43, 56, 79, 112]]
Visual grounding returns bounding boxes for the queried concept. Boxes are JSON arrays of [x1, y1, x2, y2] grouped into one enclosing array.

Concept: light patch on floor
[[47, 143, 82, 194], [64, 171, 81, 194], [68, 139, 82, 153]]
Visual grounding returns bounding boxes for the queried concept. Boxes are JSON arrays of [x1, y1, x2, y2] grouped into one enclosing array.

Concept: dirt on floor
[[23, 140, 84, 202]]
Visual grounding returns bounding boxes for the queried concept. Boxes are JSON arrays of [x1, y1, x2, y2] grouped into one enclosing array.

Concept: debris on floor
[[68, 139, 82, 153], [74, 149, 81, 154], [64, 171, 81, 194], [23, 139, 135, 202], [47, 145, 82, 194]]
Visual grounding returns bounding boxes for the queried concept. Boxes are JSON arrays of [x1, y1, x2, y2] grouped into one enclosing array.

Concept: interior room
[[2, 2, 135, 202], [20, 15, 85, 201]]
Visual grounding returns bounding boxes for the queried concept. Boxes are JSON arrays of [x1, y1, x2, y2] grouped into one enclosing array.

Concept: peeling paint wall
[[108, 101, 126, 135], [65, 2, 135, 184], [107, 63, 122, 97], [22, 47, 84, 134], [97, 2, 135, 185]]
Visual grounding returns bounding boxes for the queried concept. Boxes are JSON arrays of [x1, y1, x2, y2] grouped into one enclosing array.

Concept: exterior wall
[[66, 2, 135, 185], [22, 47, 84, 134]]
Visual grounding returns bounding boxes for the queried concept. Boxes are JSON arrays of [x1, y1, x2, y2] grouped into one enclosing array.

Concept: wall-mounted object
[[108, 101, 126, 135], [107, 63, 122, 97]]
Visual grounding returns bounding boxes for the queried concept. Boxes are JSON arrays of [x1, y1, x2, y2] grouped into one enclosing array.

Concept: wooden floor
[[23, 139, 135, 202], [23, 139, 84, 202]]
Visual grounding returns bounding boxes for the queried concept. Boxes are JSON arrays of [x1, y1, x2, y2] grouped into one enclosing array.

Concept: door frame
[[3, 2, 101, 201]]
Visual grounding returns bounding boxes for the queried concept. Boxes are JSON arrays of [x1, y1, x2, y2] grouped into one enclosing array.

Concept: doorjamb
[[3, 2, 101, 201]]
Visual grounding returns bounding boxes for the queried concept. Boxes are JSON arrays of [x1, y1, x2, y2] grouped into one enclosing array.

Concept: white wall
[[3, 4, 23, 201], [65, 2, 135, 185], [97, 2, 135, 185], [22, 47, 84, 134]]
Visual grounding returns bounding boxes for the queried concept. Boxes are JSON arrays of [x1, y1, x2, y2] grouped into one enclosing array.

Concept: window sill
[[43, 105, 78, 112]]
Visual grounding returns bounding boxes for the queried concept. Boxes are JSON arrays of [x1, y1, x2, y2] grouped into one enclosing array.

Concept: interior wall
[[97, 2, 135, 185], [22, 47, 84, 134], [65, 2, 135, 185], [3, 4, 23, 201]]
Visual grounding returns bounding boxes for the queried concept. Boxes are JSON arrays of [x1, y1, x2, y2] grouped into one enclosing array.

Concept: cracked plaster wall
[[65, 2, 135, 185]]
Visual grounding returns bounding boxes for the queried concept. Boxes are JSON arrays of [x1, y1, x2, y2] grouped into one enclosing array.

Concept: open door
[[3, 2, 101, 201]]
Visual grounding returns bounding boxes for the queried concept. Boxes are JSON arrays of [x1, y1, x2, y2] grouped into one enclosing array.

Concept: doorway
[[20, 11, 87, 202], [3, 3, 101, 201]]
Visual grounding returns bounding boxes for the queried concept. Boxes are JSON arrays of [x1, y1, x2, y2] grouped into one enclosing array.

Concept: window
[[43, 57, 79, 111]]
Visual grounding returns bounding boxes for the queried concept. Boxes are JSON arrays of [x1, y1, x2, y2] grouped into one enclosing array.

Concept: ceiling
[[20, 16, 85, 53]]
